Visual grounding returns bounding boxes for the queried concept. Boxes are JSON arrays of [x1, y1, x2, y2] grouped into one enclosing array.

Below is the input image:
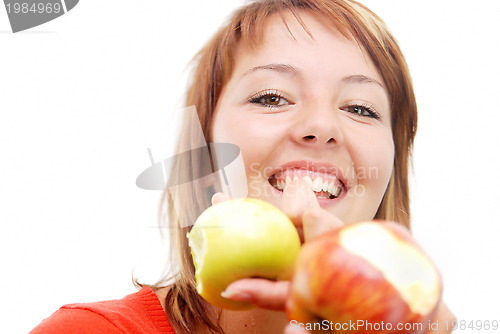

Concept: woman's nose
[[292, 104, 344, 148]]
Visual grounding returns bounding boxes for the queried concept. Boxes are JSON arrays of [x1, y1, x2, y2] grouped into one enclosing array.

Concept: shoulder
[[29, 287, 176, 334], [29, 307, 122, 334]]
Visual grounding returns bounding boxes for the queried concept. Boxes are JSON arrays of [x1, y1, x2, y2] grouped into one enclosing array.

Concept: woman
[[30, 0, 455, 333]]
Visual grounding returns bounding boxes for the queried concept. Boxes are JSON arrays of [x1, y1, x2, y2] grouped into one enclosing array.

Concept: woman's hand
[[213, 178, 343, 244], [279, 178, 344, 243], [424, 301, 456, 334], [211, 180, 456, 333], [213, 179, 343, 311]]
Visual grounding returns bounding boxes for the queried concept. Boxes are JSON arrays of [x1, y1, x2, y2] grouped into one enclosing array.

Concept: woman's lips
[[267, 176, 345, 209], [265, 162, 349, 203]]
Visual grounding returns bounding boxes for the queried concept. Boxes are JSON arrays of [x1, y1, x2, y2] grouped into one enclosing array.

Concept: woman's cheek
[[351, 131, 394, 202]]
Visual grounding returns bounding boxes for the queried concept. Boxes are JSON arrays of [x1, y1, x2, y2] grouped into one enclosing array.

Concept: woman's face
[[212, 11, 394, 224]]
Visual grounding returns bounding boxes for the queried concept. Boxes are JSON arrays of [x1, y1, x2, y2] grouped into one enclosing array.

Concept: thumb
[[302, 207, 344, 242], [281, 178, 319, 224]]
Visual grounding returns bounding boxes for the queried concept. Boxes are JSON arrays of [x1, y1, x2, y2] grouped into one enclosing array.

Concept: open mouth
[[268, 170, 345, 200]]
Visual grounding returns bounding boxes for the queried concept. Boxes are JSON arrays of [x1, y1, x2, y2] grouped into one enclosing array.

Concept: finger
[[284, 323, 313, 334], [302, 207, 344, 242], [426, 301, 456, 333], [211, 192, 231, 205], [281, 178, 319, 225], [220, 278, 290, 312]]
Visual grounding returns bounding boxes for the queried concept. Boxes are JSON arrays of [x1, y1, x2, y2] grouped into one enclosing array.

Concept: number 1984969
[[448, 320, 498, 331], [6, 2, 61, 14]]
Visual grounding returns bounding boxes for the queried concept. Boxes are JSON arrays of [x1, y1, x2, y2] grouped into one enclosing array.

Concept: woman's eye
[[344, 104, 380, 120], [248, 90, 291, 108], [262, 95, 284, 106]]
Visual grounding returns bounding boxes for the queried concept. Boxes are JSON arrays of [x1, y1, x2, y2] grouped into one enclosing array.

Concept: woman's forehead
[[231, 10, 384, 89], [236, 9, 355, 54]]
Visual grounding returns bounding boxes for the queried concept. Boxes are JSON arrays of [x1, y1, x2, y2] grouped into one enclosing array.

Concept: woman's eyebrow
[[242, 63, 302, 78], [241, 64, 386, 92], [341, 74, 386, 91]]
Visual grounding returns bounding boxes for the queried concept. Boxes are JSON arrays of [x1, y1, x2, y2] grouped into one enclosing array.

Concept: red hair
[[151, 1, 417, 333]]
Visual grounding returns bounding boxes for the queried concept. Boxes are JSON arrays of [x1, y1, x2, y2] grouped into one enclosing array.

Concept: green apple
[[187, 198, 301, 310]]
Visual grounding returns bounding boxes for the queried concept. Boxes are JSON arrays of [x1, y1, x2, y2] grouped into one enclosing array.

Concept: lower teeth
[[314, 191, 335, 199], [272, 185, 336, 199]]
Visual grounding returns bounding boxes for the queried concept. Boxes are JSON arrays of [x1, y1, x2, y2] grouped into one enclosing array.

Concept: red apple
[[286, 221, 442, 334]]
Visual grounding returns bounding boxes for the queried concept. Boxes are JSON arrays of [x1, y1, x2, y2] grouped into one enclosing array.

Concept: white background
[[1, 1, 499, 333]]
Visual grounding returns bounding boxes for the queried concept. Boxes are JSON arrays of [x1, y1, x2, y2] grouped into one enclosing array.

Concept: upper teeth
[[274, 175, 341, 197]]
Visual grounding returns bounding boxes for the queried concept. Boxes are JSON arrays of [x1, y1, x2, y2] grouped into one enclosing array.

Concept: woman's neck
[[197, 308, 289, 334]]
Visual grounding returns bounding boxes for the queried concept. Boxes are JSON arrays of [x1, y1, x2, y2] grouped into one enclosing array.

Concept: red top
[[29, 287, 176, 333]]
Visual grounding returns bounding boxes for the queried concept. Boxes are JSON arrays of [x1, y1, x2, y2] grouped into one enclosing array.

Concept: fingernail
[[220, 289, 252, 301]]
